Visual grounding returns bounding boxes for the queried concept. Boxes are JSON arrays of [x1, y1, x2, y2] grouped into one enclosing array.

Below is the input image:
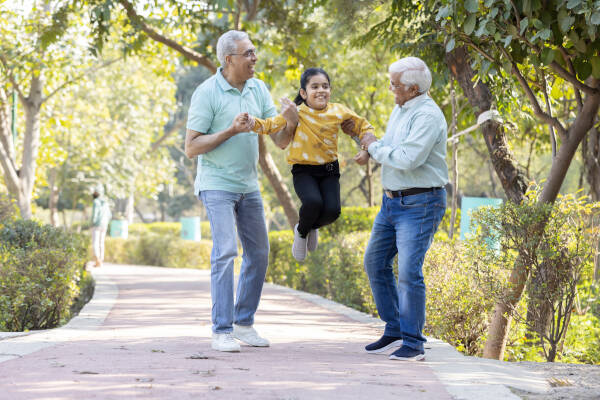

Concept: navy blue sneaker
[[365, 335, 403, 354], [389, 345, 425, 361]]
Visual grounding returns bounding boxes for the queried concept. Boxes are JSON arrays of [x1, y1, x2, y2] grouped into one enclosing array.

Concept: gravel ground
[[511, 361, 600, 399]]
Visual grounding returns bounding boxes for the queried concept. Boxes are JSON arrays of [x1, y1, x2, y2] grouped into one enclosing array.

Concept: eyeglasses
[[389, 81, 405, 90], [230, 49, 257, 58]]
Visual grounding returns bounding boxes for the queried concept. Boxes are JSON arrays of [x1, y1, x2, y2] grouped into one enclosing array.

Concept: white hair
[[389, 57, 432, 93], [216, 30, 249, 66]]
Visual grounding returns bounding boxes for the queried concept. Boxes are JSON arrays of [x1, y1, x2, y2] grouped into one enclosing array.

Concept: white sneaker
[[211, 332, 241, 352], [307, 228, 319, 252], [292, 224, 307, 261], [233, 324, 270, 347]]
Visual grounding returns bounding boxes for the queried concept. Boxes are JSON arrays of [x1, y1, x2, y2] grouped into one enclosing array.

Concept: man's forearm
[[185, 128, 235, 158]]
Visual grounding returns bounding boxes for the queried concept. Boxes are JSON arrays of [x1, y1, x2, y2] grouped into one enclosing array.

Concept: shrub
[[104, 233, 211, 269], [0, 219, 89, 331], [128, 221, 211, 239], [266, 230, 376, 314], [424, 239, 493, 355], [321, 206, 379, 236]]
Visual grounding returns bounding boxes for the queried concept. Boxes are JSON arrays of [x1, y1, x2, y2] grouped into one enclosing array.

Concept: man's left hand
[[360, 132, 377, 150]]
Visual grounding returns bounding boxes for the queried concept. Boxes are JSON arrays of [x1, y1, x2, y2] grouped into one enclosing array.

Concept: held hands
[[231, 112, 255, 134], [360, 131, 377, 150], [353, 150, 370, 165]]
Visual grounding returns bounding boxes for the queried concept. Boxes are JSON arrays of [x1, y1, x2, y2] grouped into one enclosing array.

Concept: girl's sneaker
[[292, 224, 307, 261]]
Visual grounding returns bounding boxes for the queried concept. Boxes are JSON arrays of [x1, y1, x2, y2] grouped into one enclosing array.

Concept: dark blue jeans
[[364, 188, 446, 351]]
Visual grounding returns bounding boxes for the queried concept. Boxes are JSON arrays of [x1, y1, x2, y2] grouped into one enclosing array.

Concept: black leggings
[[292, 161, 341, 238]]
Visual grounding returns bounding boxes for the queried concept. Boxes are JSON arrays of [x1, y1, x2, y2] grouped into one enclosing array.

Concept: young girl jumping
[[241, 68, 375, 261]]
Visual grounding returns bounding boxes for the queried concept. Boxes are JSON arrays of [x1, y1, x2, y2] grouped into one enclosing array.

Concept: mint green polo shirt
[[186, 68, 277, 194]]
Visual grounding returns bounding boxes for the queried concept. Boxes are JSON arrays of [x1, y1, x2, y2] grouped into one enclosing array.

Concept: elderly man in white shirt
[[352, 56, 448, 361]]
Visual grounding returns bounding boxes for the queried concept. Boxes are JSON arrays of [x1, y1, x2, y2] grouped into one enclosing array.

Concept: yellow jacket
[[252, 102, 374, 165]]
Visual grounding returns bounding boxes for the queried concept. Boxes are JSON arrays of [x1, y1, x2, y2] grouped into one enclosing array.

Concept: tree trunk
[[445, 46, 528, 204], [0, 76, 43, 220], [582, 125, 600, 282], [483, 82, 600, 359], [258, 135, 298, 227], [19, 75, 43, 219], [48, 167, 60, 226], [126, 191, 134, 223], [366, 160, 374, 207]]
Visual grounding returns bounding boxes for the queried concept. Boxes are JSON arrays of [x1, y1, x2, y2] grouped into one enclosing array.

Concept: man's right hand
[[231, 112, 254, 134]]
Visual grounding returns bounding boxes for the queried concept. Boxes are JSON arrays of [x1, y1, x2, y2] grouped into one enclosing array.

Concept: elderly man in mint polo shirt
[[185, 30, 298, 353], [351, 57, 448, 362]]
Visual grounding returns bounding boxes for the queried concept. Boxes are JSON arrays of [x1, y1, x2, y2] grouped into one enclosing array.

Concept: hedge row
[[128, 221, 212, 240], [0, 200, 92, 331], [104, 233, 213, 269]]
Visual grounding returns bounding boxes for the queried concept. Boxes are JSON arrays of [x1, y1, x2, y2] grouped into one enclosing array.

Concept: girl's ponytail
[[293, 91, 304, 106]]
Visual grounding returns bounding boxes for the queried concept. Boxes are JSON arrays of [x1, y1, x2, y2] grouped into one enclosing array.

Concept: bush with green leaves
[[127, 221, 211, 240], [467, 190, 600, 361], [266, 230, 376, 314], [103, 233, 212, 269], [0, 218, 89, 331], [424, 239, 493, 355]]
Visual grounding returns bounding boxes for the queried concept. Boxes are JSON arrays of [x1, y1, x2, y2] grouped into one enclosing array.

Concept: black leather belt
[[384, 187, 441, 198]]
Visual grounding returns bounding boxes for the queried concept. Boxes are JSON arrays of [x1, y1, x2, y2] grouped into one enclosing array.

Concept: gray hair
[[389, 57, 432, 93], [216, 30, 249, 66]]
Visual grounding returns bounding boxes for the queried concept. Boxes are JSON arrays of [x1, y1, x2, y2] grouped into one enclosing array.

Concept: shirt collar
[[216, 67, 256, 92], [401, 92, 428, 109]]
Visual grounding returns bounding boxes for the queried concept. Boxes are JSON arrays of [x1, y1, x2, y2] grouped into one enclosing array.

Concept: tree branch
[[0, 53, 27, 104], [151, 118, 184, 152], [43, 57, 122, 103], [118, 0, 217, 73], [499, 47, 568, 138], [550, 60, 599, 96]]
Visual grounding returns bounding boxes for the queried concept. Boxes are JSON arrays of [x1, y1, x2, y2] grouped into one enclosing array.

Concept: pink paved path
[[0, 264, 452, 399]]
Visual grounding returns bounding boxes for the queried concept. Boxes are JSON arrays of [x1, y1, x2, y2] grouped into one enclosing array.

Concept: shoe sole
[[211, 344, 240, 352], [365, 339, 403, 354], [389, 353, 425, 361], [233, 336, 270, 347]]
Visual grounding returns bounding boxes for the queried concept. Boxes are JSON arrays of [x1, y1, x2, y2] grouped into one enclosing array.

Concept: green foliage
[[467, 189, 600, 361], [127, 221, 211, 240], [424, 239, 493, 355], [0, 218, 89, 331], [103, 234, 212, 269], [266, 230, 377, 314], [321, 206, 379, 236]]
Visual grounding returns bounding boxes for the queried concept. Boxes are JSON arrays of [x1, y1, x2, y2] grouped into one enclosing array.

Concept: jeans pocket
[[400, 192, 428, 208]]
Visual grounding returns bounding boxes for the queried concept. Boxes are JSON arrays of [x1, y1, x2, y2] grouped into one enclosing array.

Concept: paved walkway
[[0, 264, 549, 399]]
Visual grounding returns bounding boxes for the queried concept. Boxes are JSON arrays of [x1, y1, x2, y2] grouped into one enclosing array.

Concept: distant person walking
[[355, 57, 448, 361], [184, 30, 298, 352], [91, 186, 111, 268]]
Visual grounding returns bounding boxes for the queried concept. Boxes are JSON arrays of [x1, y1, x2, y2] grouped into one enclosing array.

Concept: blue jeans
[[364, 188, 446, 351], [200, 190, 269, 334]]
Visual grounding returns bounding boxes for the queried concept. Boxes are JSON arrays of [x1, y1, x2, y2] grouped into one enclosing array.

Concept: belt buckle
[[326, 163, 334, 172], [384, 190, 394, 199]]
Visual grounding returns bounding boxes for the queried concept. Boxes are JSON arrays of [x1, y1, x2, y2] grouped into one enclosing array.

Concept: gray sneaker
[[292, 224, 307, 261], [233, 324, 270, 347], [307, 229, 319, 252]]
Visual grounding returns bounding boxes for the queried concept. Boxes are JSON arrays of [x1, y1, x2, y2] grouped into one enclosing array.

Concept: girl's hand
[[354, 150, 370, 165]]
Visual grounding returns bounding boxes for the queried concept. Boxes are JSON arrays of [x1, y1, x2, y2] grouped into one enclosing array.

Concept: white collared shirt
[[367, 93, 449, 190]]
